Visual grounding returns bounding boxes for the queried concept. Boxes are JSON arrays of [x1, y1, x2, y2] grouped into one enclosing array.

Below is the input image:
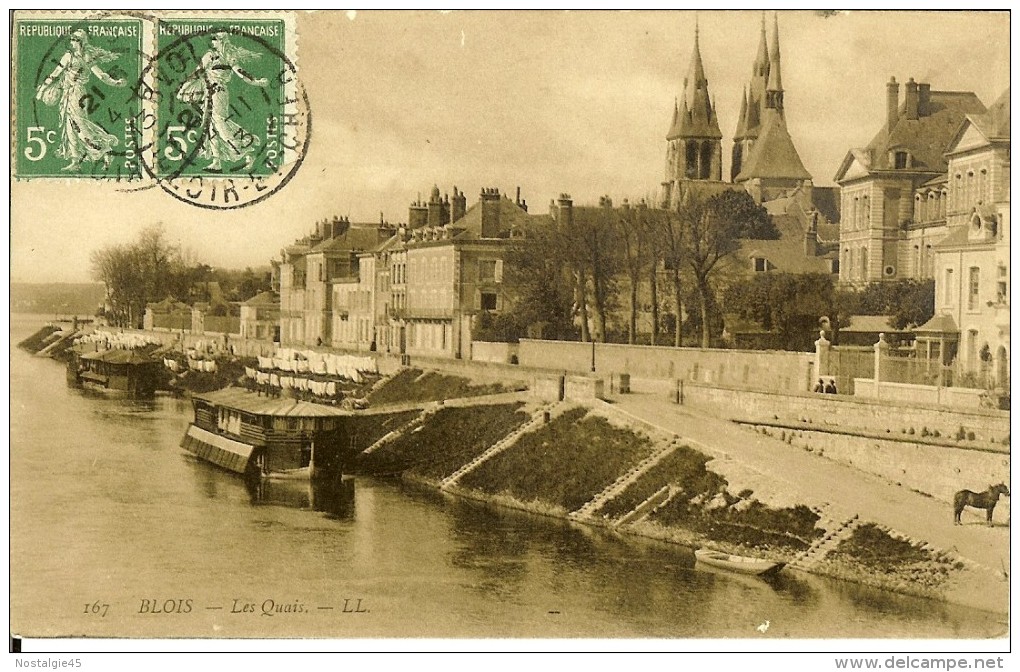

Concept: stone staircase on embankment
[[612, 483, 683, 528], [440, 402, 563, 490], [568, 438, 682, 522], [788, 512, 862, 571], [361, 402, 441, 455]]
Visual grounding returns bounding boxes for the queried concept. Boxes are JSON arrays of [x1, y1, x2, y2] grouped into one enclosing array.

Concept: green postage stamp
[[154, 19, 287, 178], [12, 11, 307, 209], [13, 18, 144, 179]]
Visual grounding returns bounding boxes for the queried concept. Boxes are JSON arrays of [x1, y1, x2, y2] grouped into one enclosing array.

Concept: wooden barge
[[182, 387, 353, 478], [67, 347, 164, 398]]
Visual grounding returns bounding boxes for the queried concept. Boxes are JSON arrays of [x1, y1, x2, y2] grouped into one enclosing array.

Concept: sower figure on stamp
[[177, 32, 268, 171], [35, 29, 126, 171]]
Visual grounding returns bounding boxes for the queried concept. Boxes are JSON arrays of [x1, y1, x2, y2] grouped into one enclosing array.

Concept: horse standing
[[953, 483, 1010, 525]]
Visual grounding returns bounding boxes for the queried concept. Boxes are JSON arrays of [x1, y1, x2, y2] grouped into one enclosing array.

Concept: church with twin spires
[[661, 13, 815, 210]]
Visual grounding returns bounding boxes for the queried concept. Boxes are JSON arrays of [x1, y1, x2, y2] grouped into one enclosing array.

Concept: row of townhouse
[[279, 185, 540, 359], [835, 80, 1009, 384]]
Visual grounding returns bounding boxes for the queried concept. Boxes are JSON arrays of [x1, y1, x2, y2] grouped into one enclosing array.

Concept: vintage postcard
[[8, 9, 1011, 662]]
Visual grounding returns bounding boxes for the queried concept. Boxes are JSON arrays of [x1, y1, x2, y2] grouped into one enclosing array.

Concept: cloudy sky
[[11, 10, 1010, 283]]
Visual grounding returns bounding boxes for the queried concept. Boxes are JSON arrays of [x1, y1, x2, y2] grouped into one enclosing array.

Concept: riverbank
[[357, 392, 1008, 617], [24, 322, 1010, 616]]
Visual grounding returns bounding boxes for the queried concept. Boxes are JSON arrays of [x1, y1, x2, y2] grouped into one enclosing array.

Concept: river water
[[9, 316, 1005, 640]]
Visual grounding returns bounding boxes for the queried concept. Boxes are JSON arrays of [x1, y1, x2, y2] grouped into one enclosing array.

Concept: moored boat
[[694, 549, 785, 576], [67, 347, 164, 398], [181, 387, 355, 478]]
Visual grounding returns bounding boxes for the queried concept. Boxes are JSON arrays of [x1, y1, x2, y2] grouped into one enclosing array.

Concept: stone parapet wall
[[854, 378, 985, 408], [518, 339, 813, 393], [685, 383, 1010, 444]]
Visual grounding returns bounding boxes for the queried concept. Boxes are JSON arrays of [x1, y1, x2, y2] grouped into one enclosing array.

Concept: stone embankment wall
[[685, 383, 1010, 444], [853, 378, 987, 408], [747, 422, 1010, 513], [516, 339, 813, 393]]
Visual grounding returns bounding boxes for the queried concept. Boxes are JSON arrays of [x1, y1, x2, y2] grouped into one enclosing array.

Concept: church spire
[[753, 10, 769, 77], [684, 15, 707, 103], [734, 86, 748, 137], [663, 18, 722, 198], [766, 11, 784, 111], [670, 19, 720, 141]]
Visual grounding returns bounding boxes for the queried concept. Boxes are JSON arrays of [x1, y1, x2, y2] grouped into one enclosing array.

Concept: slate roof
[[740, 238, 836, 274], [837, 90, 986, 181], [309, 225, 392, 254], [735, 109, 812, 181], [914, 313, 959, 334], [968, 87, 1010, 141], [242, 291, 280, 307], [446, 196, 534, 240]]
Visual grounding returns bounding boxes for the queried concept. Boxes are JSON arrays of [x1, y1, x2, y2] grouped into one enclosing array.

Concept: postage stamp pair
[[12, 11, 308, 209]]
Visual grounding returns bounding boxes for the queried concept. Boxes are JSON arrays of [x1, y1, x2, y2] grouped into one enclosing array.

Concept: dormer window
[[894, 151, 908, 169], [753, 257, 768, 273]]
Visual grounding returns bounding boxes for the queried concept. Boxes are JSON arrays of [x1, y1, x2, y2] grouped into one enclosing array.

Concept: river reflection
[[8, 316, 1008, 640], [247, 475, 356, 519]]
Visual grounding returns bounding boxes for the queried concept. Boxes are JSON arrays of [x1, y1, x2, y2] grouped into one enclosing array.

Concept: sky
[[10, 10, 1011, 283]]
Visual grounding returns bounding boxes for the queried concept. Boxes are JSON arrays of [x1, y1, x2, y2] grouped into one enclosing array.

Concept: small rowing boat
[[695, 549, 785, 576]]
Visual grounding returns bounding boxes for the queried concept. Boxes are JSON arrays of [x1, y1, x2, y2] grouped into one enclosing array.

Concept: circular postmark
[[18, 13, 150, 181], [138, 23, 311, 210]]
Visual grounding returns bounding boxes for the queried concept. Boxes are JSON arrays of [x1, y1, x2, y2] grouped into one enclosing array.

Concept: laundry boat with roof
[[180, 386, 356, 479]]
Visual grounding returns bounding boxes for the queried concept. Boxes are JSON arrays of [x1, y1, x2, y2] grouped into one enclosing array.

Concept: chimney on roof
[[408, 197, 427, 229], [451, 186, 467, 224], [886, 76, 899, 130], [918, 82, 930, 117], [555, 193, 573, 228], [904, 78, 919, 121], [480, 187, 501, 238]]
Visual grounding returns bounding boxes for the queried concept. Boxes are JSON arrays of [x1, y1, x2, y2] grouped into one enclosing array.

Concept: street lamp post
[[591, 337, 596, 373]]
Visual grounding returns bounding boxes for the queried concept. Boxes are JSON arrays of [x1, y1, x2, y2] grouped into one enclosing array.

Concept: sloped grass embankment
[[823, 523, 963, 592], [457, 407, 655, 513], [356, 403, 529, 479]]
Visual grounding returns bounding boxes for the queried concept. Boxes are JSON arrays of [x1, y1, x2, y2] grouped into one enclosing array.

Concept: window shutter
[[495, 259, 504, 282]]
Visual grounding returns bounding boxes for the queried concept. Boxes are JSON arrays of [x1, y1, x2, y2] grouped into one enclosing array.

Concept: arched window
[[861, 247, 869, 279], [685, 141, 698, 178], [979, 168, 988, 203], [914, 193, 922, 222], [861, 195, 870, 228], [699, 141, 713, 179], [940, 189, 948, 218], [927, 191, 937, 222]]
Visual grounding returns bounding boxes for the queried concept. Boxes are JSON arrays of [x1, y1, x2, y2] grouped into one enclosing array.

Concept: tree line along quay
[[82, 14, 1007, 394]]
